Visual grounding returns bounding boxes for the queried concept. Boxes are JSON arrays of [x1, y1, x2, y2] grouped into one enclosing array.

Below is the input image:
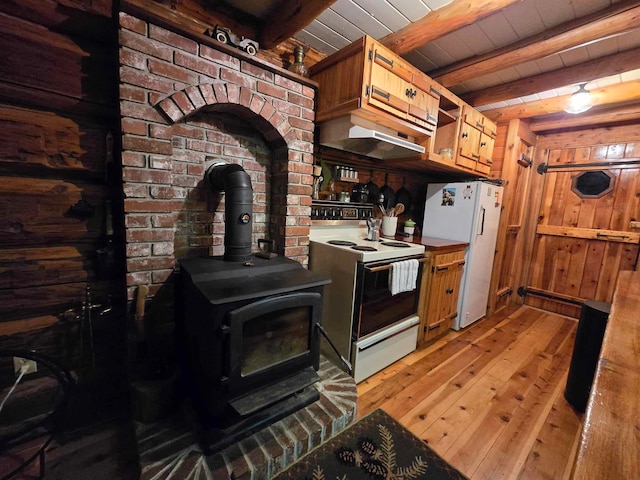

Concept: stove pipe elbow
[[205, 162, 253, 262]]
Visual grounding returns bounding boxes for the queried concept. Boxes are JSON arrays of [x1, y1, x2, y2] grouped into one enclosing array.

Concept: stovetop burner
[[352, 245, 377, 252], [327, 240, 357, 246], [380, 241, 410, 247]]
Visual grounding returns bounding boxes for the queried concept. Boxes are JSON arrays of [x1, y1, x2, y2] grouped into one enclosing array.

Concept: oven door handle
[[357, 316, 420, 351], [364, 256, 429, 273]]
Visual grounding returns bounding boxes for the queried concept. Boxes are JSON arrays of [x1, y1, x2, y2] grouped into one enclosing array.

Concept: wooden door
[[525, 145, 640, 317]]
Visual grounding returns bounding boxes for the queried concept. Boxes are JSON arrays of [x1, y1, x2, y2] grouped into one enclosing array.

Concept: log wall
[[0, 0, 127, 419]]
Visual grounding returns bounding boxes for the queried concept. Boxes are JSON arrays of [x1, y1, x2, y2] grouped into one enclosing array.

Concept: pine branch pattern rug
[[272, 409, 467, 479]]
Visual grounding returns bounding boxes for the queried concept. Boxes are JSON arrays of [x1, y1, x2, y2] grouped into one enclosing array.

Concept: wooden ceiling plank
[[462, 47, 640, 107], [260, 0, 338, 50], [379, 0, 523, 55], [529, 103, 640, 132], [482, 80, 640, 122], [431, 0, 640, 87]]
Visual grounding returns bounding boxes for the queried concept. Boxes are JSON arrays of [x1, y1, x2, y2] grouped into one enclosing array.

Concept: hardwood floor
[[357, 305, 584, 480]]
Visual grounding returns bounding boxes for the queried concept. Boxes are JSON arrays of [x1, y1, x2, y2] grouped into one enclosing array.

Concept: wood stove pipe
[[205, 162, 253, 262]]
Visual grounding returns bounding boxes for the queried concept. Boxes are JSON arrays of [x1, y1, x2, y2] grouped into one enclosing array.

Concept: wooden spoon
[[394, 203, 405, 216]]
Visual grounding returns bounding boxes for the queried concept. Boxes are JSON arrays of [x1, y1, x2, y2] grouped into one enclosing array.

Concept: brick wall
[[118, 12, 316, 305]]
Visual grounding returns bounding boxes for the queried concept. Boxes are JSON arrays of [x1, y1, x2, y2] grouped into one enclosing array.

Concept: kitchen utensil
[[381, 216, 398, 237], [366, 217, 382, 241], [394, 203, 405, 216], [377, 193, 386, 216], [380, 173, 396, 210], [395, 177, 412, 212], [365, 170, 380, 203]]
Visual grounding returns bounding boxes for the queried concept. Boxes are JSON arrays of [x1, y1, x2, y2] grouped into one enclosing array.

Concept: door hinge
[[365, 85, 370, 96], [368, 49, 373, 61]]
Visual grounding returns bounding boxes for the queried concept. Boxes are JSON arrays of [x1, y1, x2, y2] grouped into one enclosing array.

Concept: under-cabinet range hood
[[318, 115, 425, 160]]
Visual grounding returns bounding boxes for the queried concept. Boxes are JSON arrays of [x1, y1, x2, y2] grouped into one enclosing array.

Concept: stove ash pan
[[176, 255, 330, 449]]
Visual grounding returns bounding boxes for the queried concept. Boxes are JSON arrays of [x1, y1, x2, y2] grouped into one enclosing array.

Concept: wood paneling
[[357, 306, 581, 480], [488, 119, 536, 316], [525, 139, 639, 315]]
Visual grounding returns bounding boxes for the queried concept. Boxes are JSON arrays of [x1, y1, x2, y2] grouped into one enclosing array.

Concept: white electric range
[[309, 201, 426, 383]]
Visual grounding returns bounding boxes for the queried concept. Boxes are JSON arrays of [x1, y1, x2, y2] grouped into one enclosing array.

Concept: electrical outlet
[[13, 357, 38, 375]]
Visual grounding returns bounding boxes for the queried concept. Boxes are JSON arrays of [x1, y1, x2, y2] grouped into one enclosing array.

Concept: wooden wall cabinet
[[418, 248, 466, 344], [310, 36, 440, 141], [311, 35, 497, 178], [429, 102, 497, 177]]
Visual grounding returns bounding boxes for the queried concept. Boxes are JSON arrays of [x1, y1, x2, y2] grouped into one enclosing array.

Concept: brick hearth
[[135, 358, 357, 480]]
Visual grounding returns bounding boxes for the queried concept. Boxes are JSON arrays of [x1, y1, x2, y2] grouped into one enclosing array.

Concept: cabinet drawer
[[425, 317, 453, 341]]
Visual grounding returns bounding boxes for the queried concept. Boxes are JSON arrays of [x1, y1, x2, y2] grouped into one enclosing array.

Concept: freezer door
[[422, 182, 479, 242], [457, 183, 503, 329]]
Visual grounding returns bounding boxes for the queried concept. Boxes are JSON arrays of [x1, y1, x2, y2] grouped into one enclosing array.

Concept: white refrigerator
[[422, 181, 503, 330]]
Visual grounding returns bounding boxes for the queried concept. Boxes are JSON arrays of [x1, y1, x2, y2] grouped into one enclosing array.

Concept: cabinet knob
[[480, 142, 487, 147], [405, 88, 417, 98], [461, 132, 469, 138]]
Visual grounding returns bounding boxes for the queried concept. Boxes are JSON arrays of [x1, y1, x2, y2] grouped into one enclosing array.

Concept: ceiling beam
[[482, 80, 640, 122], [462, 47, 640, 107], [380, 0, 523, 55], [529, 102, 640, 132], [431, 0, 640, 87], [260, 0, 338, 49]]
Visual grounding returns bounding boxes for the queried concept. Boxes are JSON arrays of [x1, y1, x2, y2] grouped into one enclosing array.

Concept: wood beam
[[482, 80, 640, 122], [529, 102, 640, 132], [380, 0, 523, 55], [462, 47, 640, 107], [431, 0, 640, 87], [260, 0, 338, 49]]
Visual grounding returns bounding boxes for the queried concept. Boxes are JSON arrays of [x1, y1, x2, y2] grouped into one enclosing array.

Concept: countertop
[[571, 270, 640, 479], [395, 234, 469, 252]]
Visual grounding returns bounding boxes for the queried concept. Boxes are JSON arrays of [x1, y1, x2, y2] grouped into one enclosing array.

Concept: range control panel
[[311, 200, 374, 221]]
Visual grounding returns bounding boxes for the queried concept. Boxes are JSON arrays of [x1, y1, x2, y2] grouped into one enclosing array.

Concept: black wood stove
[[176, 162, 330, 453]]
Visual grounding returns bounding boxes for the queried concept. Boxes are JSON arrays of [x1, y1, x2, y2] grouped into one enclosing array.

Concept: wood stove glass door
[[241, 304, 311, 376], [225, 292, 322, 395]]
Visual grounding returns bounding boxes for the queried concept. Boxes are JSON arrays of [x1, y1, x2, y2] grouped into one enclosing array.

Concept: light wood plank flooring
[[357, 305, 584, 480]]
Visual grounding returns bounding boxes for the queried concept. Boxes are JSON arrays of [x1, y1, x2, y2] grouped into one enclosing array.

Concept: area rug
[[272, 409, 468, 479]]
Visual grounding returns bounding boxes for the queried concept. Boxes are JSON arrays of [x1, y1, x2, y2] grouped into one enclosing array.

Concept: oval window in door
[[571, 170, 614, 198]]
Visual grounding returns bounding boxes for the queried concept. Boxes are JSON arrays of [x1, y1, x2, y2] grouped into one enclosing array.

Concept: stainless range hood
[[318, 115, 426, 160]]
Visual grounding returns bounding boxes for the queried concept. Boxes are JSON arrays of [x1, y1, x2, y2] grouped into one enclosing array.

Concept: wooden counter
[[571, 270, 640, 479], [396, 234, 469, 252]]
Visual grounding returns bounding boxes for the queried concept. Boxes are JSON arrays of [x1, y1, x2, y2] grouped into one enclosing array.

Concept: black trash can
[[564, 300, 611, 412]]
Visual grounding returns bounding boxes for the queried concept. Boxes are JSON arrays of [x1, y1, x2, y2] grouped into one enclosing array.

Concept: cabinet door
[[457, 121, 481, 170], [477, 132, 495, 169], [476, 118, 497, 175], [368, 46, 412, 121], [409, 74, 439, 130], [422, 251, 465, 341]]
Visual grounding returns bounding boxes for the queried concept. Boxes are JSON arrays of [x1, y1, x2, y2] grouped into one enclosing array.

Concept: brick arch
[[154, 83, 295, 150]]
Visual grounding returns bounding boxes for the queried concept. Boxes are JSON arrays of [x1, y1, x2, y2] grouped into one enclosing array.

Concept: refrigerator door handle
[[477, 206, 486, 235]]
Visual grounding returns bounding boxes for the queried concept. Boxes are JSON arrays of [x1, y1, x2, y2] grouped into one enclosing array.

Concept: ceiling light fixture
[[565, 83, 593, 114]]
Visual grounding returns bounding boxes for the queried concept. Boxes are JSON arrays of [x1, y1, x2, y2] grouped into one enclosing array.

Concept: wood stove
[[177, 254, 329, 452]]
